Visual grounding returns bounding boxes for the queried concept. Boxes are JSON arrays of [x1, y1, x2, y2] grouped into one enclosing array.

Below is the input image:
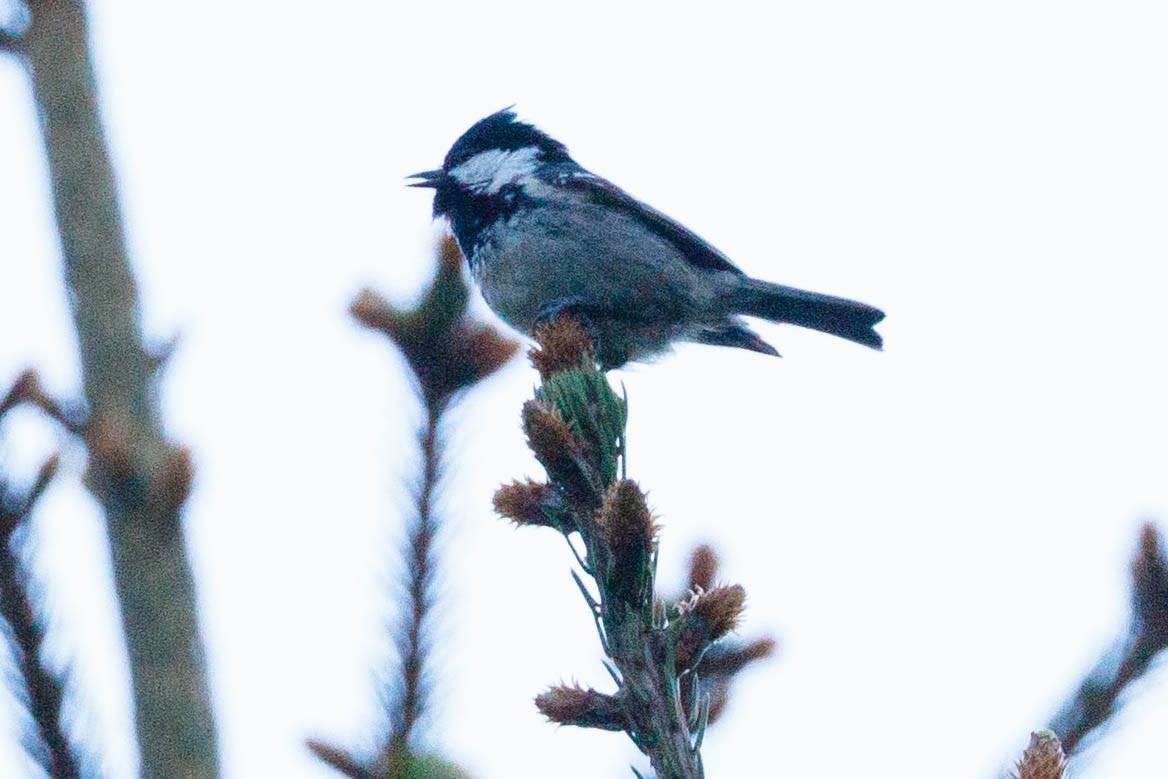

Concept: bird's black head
[[408, 109, 574, 255], [440, 108, 571, 172]]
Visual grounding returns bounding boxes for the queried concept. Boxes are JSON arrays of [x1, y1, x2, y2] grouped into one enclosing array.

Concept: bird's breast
[[466, 203, 726, 334]]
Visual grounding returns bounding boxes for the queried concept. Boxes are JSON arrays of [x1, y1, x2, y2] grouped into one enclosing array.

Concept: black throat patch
[[435, 181, 531, 270]]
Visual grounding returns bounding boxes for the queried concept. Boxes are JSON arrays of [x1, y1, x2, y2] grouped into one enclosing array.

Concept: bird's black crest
[[443, 108, 572, 170]]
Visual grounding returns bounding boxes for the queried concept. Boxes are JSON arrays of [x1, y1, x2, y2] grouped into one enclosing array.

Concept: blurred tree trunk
[[22, 1, 219, 776]]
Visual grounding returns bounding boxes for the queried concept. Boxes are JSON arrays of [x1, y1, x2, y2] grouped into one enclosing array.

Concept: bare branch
[[306, 740, 374, 779], [0, 370, 86, 433], [0, 28, 22, 54], [21, 0, 218, 774], [1047, 523, 1168, 756], [0, 456, 81, 777], [0, 371, 37, 419], [327, 241, 516, 777], [374, 410, 441, 777]]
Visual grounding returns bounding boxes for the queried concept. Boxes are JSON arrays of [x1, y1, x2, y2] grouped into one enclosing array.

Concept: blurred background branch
[[1046, 522, 1168, 757], [0, 437, 80, 779], [310, 237, 516, 778], [0, 29, 21, 53], [0, 370, 87, 434], [0, 3, 24, 53], [13, 0, 219, 775]]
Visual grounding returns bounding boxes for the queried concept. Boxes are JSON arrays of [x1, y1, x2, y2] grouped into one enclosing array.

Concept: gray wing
[[557, 169, 746, 277]]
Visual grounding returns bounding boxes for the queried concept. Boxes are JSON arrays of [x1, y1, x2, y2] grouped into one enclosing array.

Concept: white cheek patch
[[450, 147, 541, 194]]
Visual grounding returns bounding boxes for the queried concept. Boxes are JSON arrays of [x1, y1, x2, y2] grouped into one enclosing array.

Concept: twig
[[306, 740, 374, 779], [0, 456, 80, 778], [0, 370, 87, 433], [306, 240, 516, 778], [1047, 522, 1168, 755], [21, 0, 218, 775], [0, 28, 22, 54], [375, 408, 442, 778], [516, 320, 726, 779]]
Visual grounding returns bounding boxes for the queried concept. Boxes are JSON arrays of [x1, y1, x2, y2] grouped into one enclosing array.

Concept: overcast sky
[[2, 2, 1167, 777]]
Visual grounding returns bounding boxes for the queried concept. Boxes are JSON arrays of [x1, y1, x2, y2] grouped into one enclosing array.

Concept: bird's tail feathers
[[731, 279, 884, 350]]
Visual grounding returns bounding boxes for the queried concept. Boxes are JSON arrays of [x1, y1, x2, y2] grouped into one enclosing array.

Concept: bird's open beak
[[406, 169, 446, 188]]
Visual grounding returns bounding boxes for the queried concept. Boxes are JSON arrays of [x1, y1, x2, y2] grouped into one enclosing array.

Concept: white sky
[[2, 1, 1167, 777]]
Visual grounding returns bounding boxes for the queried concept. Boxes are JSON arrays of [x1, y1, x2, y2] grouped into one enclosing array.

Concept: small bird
[[409, 109, 884, 369]]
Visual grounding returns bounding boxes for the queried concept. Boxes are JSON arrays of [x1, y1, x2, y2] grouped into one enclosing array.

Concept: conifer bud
[[535, 684, 624, 731], [595, 480, 657, 606], [493, 479, 564, 530], [521, 401, 593, 502], [1014, 730, 1068, 779], [675, 585, 746, 671], [530, 317, 595, 379]]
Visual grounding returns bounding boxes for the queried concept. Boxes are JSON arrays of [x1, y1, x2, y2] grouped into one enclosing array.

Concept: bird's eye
[[499, 183, 520, 202]]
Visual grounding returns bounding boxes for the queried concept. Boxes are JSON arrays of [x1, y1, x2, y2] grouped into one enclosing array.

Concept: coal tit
[[409, 109, 884, 369]]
